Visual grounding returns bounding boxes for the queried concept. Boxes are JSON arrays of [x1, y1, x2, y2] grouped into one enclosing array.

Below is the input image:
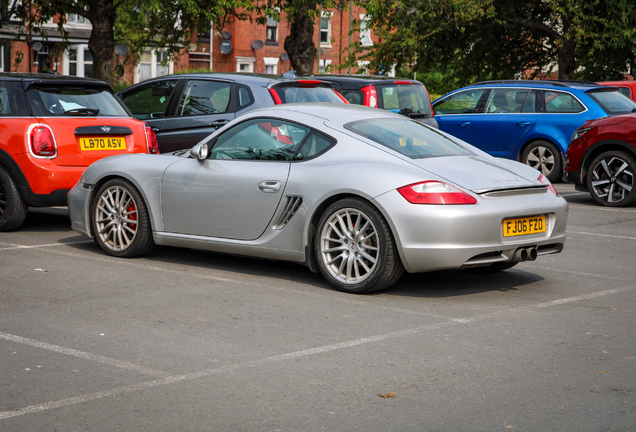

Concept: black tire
[[522, 140, 563, 183], [314, 198, 404, 294], [0, 165, 28, 232], [465, 261, 518, 274], [586, 150, 636, 207], [91, 178, 155, 257]]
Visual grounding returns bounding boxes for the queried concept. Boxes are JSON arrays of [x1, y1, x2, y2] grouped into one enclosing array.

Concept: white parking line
[[0, 332, 171, 378], [568, 203, 636, 213], [2, 283, 635, 420], [0, 240, 92, 251], [568, 231, 636, 241]]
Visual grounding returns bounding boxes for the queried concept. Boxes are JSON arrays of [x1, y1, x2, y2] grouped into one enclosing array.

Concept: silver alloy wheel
[[590, 156, 634, 204], [319, 207, 379, 285], [526, 145, 555, 177], [95, 185, 139, 251]]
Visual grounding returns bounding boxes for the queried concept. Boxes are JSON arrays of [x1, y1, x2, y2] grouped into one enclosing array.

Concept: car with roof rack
[[311, 74, 438, 128], [432, 80, 636, 182], [116, 72, 347, 154], [0, 72, 159, 232]]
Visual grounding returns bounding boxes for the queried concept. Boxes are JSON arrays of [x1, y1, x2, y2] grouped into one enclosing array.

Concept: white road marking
[[568, 231, 636, 241], [0, 332, 171, 378], [2, 283, 635, 420], [567, 204, 636, 213], [0, 240, 92, 251]]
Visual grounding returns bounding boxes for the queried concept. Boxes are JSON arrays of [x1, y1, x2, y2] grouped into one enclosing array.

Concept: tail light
[[360, 85, 378, 108], [29, 124, 57, 158], [537, 173, 558, 196], [269, 89, 283, 105], [333, 90, 349, 103], [144, 125, 159, 154], [397, 181, 477, 205], [393, 81, 412, 85]]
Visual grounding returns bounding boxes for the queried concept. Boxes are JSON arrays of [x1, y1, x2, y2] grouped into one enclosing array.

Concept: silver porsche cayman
[[68, 103, 568, 293]]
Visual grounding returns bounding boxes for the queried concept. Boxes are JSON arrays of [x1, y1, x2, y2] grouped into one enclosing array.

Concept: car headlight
[[571, 127, 592, 142]]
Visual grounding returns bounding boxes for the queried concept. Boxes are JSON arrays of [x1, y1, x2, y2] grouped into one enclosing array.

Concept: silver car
[[68, 103, 568, 294]]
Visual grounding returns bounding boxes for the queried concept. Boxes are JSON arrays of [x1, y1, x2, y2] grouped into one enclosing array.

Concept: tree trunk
[[557, 37, 575, 80], [86, 0, 116, 86], [284, 0, 318, 75]]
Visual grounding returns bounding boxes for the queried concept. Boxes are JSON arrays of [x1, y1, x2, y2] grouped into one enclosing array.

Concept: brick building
[[0, 5, 381, 85]]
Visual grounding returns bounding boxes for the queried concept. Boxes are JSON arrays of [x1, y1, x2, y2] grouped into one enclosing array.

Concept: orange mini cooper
[[0, 73, 159, 231]]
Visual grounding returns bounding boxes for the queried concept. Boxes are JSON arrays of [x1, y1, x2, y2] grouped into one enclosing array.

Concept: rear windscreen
[[271, 85, 344, 103], [586, 89, 636, 115], [344, 118, 472, 159], [26, 85, 130, 117], [378, 85, 432, 115]]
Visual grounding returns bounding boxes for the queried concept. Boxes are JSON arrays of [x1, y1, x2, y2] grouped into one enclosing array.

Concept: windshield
[[26, 85, 130, 117], [586, 89, 636, 115], [271, 84, 344, 103], [378, 85, 432, 116], [344, 118, 473, 159]]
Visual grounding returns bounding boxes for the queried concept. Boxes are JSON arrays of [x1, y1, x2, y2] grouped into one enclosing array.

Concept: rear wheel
[[0, 166, 28, 232], [522, 140, 562, 183], [91, 178, 155, 257], [315, 198, 403, 294], [586, 151, 636, 207]]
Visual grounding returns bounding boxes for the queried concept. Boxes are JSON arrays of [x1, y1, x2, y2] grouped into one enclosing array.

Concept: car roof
[[243, 102, 398, 121], [119, 72, 329, 90], [470, 80, 605, 91], [0, 72, 104, 83], [311, 74, 425, 89]]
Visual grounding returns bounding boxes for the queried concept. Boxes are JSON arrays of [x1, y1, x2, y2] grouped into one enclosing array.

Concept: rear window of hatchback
[[26, 85, 130, 117], [586, 89, 636, 115]]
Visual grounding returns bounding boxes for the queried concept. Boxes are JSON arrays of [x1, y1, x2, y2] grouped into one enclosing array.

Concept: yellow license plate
[[503, 215, 546, 237], [80, 137, 126, 151]]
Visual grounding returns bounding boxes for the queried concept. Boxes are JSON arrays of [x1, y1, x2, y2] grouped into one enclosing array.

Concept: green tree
[[356, 0, 636, 87]]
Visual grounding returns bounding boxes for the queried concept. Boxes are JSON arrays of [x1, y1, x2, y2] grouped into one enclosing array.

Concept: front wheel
[[0, 165, 28, 232], [586, 151, 636, 207], [522, 140, 562, 183], [91, 178, 155, 257], [315, 198, 403, 294]]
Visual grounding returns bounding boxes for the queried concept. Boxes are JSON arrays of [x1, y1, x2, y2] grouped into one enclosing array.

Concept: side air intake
[[272, 196, 303, 229]]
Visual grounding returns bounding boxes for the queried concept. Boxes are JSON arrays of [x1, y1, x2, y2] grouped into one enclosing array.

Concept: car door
[[470, 88, 541, 158], [118, 78, 179, 140], [158, 79, 236, 153], [535, 90, 588, 154], [161, 117, 312, 240], [433, 88, 488, 142]]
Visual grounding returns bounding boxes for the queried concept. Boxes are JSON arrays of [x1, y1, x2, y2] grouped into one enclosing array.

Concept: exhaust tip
[[527, 247, 538, 261]]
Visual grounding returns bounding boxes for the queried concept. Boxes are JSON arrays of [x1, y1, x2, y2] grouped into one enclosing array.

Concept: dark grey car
[[311, 74, 438, 128], [117, 73, 346, 153]]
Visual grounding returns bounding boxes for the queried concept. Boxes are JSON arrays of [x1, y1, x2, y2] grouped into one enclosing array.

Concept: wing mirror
[[190, 142, 209, 160]]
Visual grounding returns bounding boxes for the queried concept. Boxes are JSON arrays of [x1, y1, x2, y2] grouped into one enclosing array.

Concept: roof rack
[[472, 79, 599, 87]]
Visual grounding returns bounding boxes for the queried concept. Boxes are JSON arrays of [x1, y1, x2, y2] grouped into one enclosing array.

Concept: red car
[[564, 113, 636, 207], [0, 73, 159, 231]]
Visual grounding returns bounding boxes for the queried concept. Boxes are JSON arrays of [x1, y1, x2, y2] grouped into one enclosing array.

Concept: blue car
[[432, 80, 636, 182]]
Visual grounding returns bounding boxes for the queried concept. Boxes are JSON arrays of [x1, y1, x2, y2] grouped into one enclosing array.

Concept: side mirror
[[190, 142, 209, 160]]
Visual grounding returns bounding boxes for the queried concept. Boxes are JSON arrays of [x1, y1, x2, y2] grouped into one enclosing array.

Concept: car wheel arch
[[580, 140, 636, 184], [88, 174, 159, 237], [303, 192, 404, 274], [517, 137, 562, 162]]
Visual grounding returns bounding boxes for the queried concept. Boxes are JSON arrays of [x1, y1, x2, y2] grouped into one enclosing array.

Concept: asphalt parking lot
[[1, 183, 635, 431]]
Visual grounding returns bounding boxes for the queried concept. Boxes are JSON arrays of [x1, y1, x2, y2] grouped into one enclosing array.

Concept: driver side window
[[210, 118, 310, 161]]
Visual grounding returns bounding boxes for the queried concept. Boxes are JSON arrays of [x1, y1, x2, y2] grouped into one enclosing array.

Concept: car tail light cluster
[[144, 125, 159, 154], [360, 85, 378, 108], [29, 124, 57, 158], [269, 88, 283, 105], [397, 181, 477, 205], [537, 173, 558, 196]]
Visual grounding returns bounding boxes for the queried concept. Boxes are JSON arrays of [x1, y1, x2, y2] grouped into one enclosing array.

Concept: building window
[[63, 45, 94, 77], [83, 49, 92, 77], [266, 15, 278, 43], [66, 13, 87, 25], [359, 14, 373, 46], [135, 50, 173, 83], [264, 57, 279, 74], [318, 59, 332, 73], [236, 56, 255, 73], [320, 13, 332, 46]]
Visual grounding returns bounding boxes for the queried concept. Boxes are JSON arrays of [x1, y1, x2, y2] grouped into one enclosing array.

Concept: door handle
[[458, 122, 471, 127], [517, 122, 531, 127], [210, 119, 230, 128], [258, 180, 281, 193]]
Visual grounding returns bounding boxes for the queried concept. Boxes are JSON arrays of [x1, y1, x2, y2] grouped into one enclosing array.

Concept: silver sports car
[[68, 103, 568, 293]]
